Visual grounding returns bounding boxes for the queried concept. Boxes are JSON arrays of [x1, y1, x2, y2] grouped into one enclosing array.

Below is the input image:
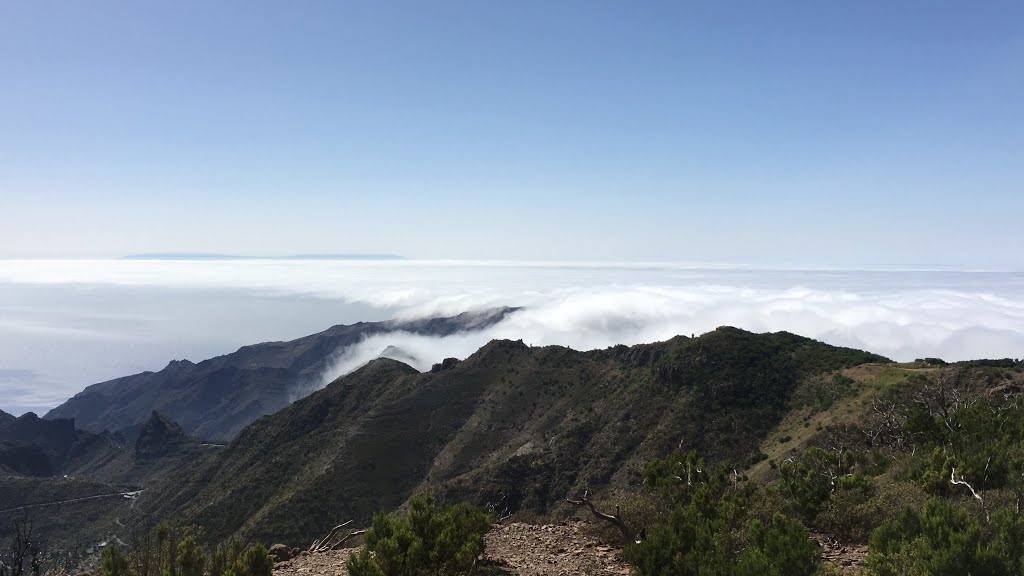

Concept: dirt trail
[[0, 490, 142, 515]]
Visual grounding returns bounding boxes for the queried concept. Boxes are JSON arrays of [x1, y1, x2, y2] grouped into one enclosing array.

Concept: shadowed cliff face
[[44, 308, 516, 442], [135, 410, 193, 457], [0, 407, 215, 483], [0, 411, 78, 474], [0, 442, 53, 476], [141, 327, 889, 545], [0, 408, 228, 558]]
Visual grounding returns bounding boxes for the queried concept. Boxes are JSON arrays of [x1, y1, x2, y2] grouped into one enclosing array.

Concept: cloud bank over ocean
[[1, 260, 1022, 413]]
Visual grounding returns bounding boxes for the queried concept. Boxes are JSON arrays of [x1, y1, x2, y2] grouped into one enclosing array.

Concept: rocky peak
[[135, 411, 192, 457]]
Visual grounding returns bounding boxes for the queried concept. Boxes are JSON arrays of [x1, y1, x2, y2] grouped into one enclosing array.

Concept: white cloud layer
[[1, 260, 1022, 412]]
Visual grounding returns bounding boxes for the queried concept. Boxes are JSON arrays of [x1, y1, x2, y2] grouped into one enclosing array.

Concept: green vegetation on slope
[[625, 451, 820, 576], [613, 360, 1024, 575], [6, 328, 1023, 575], [138, 327, 886, 546]]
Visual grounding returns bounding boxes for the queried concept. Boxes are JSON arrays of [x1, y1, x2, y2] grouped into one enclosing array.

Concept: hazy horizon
[[4, 254, 1024, 273]]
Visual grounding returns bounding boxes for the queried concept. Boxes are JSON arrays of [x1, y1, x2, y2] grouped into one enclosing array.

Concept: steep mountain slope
[[0, 412, 79, 475], [0, 411, 223, 556], [0, 442, 52, 476], [142, 327, 888, 545], [46, 309, 514, 441], [0, 409, 216, 485]]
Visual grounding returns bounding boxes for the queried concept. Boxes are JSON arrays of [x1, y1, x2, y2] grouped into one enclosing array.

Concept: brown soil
[[271, 520, 630, 576], [813, 534, 868, 574], [272, 548, 359, 576], [482, 521, 632, 576], [272, 522, 866, 576]]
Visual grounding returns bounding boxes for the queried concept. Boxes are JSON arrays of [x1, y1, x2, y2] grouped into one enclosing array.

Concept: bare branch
[[309, 520, 355, 553], [951, 468, 990, 522], [325, 529, 366, 551], [950, 468, 983, 502], [566, 490, 633, 543]]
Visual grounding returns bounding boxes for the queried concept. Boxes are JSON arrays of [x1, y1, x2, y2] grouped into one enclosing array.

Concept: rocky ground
[[271, 521, 865, 576], [481, 521, 632, 576], [272, 548, 360, 576], [812, 534, 868, 574], [271, 520, 630, 576]]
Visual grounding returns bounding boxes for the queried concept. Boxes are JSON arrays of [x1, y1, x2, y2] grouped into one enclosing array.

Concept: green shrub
[[814, 481, 876, 543], [866, 499, 1006, 576], [236, 544, 272, 576], [735, 513, 819, 576], [208, 538, 244, 576], [98, 527, 269, 576], [816, 475, 926, 544], [209, 538, 271, 576], [625, 451, 820, 576], [347, 495, 491, 576], [175, 536, 205, 576], [623, 481, 743, 575], [101, 546, 133, 576]]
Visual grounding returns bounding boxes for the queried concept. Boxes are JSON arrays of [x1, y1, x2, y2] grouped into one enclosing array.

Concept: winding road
[[0, 490, 143, 515]]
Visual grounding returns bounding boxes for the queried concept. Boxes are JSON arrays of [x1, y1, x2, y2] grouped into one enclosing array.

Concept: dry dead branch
[[951, 468, 989, 521], [566, 490, 633, 543], [310, 520, 366, 553]]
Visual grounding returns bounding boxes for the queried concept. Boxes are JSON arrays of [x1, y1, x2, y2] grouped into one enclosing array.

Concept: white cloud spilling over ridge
[[1, 260, 1022, 407], [315, 283, 1024, 387]]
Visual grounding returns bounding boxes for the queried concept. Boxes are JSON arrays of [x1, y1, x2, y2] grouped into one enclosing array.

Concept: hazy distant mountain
[[45, 308, 516, 441], [119, 253, 404, 260], [142, 327, 889, 544]]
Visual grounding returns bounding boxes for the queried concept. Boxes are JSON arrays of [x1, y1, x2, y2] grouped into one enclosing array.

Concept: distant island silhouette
[[120, 253, 405, 261]]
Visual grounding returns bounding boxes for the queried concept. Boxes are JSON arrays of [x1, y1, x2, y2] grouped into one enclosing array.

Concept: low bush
[[866, 499, 1017, 575], [209, 538, 271, 576], [815, 475, 927, 543], [98, 523, 271, 576], [347, 495, 491, 576], [623, 451, 820, 576]]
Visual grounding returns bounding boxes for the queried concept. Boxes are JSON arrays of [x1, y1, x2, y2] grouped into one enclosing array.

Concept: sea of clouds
[[1, 259, 1022, 414]]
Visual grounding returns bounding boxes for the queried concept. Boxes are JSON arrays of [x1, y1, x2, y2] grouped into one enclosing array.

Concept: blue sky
[[1, 1, 1021, 265]]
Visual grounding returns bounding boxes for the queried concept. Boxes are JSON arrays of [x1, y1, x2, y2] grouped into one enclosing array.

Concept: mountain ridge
[[45, 308, 517, 441], [139, 326, 890, 545]]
